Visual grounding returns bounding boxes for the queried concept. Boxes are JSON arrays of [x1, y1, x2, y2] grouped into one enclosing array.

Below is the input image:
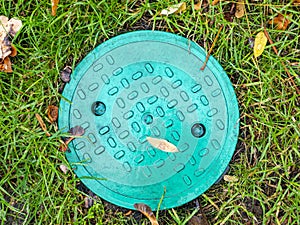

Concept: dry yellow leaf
[[235, 0, 245, 18], [160, 2, 186, 16], [254, 31, 267, 58], [146, 137, 179, 153], [224, 175, 238, 182]]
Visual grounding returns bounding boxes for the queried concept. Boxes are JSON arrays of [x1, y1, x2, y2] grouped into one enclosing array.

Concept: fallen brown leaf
[[146, 137, 178, 153], [235, 0, 245, 18], [59, 140, 70, 152], [10, 45, 17, 57], [268, 14, 291, 31], [134, 203, 159, 225], [35, 113, 51, 137], [51, 0, 60, 16], [160, 2, 186, 16], [194, 2, 202, 10], [0, 57, 12, 72], [47, 105, 59, 123], [211, 0, 220, 5], [293, 0, 300, 5], [254, 31, 267, 58]]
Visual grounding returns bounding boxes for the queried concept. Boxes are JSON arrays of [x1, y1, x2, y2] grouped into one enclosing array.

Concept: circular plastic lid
[[58, 31, 239, 210]]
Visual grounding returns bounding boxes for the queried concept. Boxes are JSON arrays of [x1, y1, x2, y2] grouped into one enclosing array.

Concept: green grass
[[0, 0, 299, 224]]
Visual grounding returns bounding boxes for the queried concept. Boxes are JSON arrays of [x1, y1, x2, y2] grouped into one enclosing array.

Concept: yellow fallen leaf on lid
[[235, 0, 245, 18], [146, 137, 179, 153], [134, 203, 159, 225], [224, 175, 238, 182], [254, 31, 267, 58], [160, 2, 186, 16]]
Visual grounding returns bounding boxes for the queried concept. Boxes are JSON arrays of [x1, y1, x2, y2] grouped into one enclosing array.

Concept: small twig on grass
[[200, 25, 224, 71], [263, 28, 300, 95]]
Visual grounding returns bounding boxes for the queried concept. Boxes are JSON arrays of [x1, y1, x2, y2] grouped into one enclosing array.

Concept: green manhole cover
[[58, 31, 239, 210]]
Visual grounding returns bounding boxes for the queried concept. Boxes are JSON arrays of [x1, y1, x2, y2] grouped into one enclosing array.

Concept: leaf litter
[[47, 105, 59, 123], [268, 14, 292, 31], [134, 203, 159, 225], [253, 31, 267, 58], [51, 0, 60, 16], [160, 2, 186, 16], [194, 2, 202, 11], [224, 175, 239, 182], [235, 0, 245, 18], [0, 16, 22, 72], [211, 0, 220, 6], [59, 126, 85, 152], [146, 137, 179, 153]]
